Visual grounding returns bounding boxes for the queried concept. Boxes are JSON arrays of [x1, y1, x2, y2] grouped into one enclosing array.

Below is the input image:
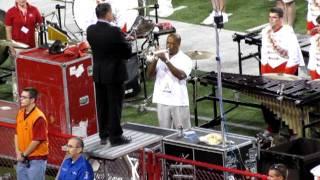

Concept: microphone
[[55, 4, 65, 9], [277, 83, 285, 95], [214, 11, 224, 29], [277, 83, 285, 101]]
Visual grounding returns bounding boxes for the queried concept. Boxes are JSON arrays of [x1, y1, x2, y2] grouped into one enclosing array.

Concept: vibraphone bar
[[198, 71, 320, 137], [201, 71, 320, 105], [233, 32, 311, 75]]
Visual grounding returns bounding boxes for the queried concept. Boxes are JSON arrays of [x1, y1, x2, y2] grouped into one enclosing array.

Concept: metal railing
[[0, 121, 73, 179]]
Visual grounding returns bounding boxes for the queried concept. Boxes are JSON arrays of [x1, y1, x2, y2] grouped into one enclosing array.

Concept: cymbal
[[0, 40, 29, 49], [263, 73, 301, 81], [185, 50, 214, 60]]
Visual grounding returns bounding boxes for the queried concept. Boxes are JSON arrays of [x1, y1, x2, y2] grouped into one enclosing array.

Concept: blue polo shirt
[[57, 155, 94, 180]]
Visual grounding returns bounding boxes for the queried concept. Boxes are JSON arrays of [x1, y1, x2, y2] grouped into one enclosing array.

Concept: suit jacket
[[87, 21, 132, 84]]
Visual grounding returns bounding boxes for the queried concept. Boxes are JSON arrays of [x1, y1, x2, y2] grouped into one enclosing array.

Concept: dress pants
[[95, 82, 124, 140]]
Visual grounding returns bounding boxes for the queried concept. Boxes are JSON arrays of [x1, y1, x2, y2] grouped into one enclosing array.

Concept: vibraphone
[[233, 32, 310, 75], [200, 71, 320, 137]]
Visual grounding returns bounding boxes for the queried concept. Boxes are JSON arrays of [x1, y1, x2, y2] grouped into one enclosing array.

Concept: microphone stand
[[213, 12, 227, 147], [276, 83, 285, 136], [38, 16, 48, 48], [154, 2, 159, 24], [153, 1, 160, 45], [55, 4, 65, 29], [213, 10, 236, 180]]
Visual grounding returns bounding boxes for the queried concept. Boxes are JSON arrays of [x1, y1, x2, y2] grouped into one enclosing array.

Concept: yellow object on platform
[[47, 25, 68, 43]]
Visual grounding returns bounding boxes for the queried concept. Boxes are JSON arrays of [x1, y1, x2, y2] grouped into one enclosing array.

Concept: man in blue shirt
[[57, 137, 94, 180]]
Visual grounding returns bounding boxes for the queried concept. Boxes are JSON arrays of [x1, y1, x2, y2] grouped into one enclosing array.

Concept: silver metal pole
[[213, 13, 227, 147]]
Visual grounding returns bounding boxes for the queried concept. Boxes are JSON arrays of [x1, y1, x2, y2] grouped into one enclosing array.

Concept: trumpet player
[[147, 33, 192, 129]]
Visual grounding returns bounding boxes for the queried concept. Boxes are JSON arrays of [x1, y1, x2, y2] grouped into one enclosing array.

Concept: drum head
[[131, 16, 154, 38], [72, 0, 97, 32], [73, 0, 139, 31]]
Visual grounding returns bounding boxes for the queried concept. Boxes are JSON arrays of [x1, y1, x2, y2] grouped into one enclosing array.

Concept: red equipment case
[[16, 48, 97, 136]]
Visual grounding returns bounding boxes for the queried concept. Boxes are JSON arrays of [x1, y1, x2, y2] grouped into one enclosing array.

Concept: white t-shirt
[[307, 0, 320, 25], [261, 25, 304, 68], [152, 50, 192, 106], [308, 34, 320, 74], [311, 164, 320, 180]]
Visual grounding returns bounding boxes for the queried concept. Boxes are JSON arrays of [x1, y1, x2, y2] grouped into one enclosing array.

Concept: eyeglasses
[[20, 96, 31, 99], [66, 144, 81, 149]]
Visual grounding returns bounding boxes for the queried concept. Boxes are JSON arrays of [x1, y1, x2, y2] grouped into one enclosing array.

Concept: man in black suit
[[86, 3, 132, 146]]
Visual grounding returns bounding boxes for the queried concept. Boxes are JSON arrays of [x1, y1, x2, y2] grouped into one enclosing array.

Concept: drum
[[72, 0, 139, 32], [125, 54, 141, 98], [113, 0, 139, 30], [72, 0, 97, 32], [131, 16, 155, 38]]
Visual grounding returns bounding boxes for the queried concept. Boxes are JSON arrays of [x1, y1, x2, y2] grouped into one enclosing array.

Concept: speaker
[[259, 138, 320, 180], [124, 54, 141, 98]]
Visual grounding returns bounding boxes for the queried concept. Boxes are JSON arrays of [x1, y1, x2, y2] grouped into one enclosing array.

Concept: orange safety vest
[[16, 107, 49, 157]]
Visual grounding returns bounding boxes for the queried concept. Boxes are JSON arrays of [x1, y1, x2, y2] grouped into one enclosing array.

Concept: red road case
[[16, 48, 97, 136]]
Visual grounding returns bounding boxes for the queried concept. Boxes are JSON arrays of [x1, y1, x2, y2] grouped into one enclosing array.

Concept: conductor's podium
[[83, 123, 176, 180]]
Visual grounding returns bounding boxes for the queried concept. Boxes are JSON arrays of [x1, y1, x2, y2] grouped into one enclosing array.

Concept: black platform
[[259, 138, 320, 180]]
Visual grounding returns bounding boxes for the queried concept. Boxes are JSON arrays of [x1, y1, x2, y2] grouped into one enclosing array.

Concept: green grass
[[167, 0, 307, 33], [0, 22, 5, 39], [122, 75, 265, 137], [0, 83, 12, 101], [4, 67, 258, 137], [169, 0, 213, 25], [1, 0, 290, 136], [0, 166, 55, 180]]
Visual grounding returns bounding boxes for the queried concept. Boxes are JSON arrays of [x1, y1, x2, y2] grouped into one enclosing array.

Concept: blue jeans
[[16, 160, 47, 180]]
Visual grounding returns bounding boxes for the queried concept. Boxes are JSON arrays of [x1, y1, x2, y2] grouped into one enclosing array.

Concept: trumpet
[[145, 48, 169, 62], [152, 48, 169, 55]]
